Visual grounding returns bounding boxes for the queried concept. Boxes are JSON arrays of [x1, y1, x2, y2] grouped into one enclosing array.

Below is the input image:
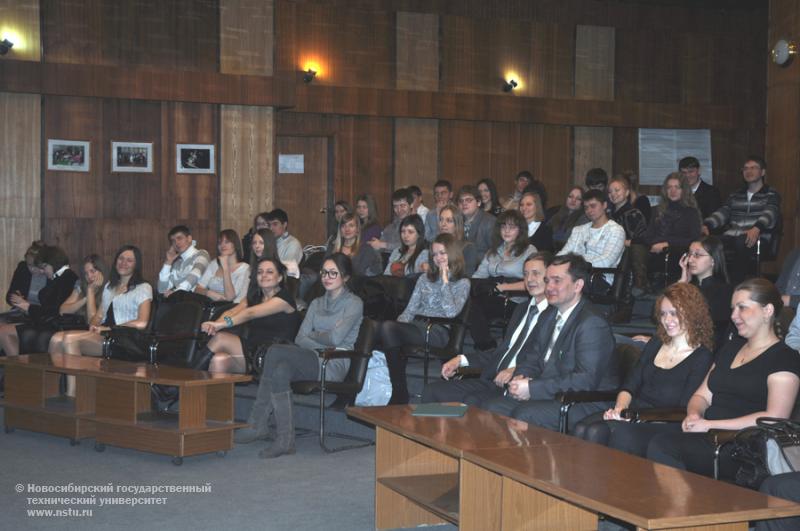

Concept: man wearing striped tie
[[482, 253, 619, 432], [420, 252, 554, 405]]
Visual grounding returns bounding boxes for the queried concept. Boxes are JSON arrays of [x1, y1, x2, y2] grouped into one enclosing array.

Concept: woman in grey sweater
[[236, 253, 363, 459], [379, 233, 471, 404]]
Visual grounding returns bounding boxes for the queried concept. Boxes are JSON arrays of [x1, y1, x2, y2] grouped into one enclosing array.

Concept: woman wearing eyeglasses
[[235, 253, 363, 459], [379, 233, 471, 404], [678, 236, 734, 348]]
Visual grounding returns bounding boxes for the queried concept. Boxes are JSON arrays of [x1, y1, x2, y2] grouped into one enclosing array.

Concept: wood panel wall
[[0, 92, 40, 311], [42, 96, 219, 284]]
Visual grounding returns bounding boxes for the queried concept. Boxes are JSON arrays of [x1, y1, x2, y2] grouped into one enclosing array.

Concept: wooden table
[[0, 353, 250, 464], [347, 404, 579, 530], [463, 444, 800, 531], [349, 404, 800, 531]]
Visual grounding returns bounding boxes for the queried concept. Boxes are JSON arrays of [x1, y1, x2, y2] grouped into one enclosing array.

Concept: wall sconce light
[[302, 69, 317, 83], [0, 39, 13, 55], [772, 39, 798, 66], [503, 79, 518, 93]]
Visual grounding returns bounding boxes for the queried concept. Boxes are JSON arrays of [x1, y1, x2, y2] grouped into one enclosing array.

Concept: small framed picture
[[47, 139, 90, 172], [112, 142, 153, 173], [176, 144, 215, 174]]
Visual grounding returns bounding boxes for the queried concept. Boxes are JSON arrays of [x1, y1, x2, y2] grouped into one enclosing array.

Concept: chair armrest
[[319, 349, 371, 360], [557, 390, 618, 404], [455, 367, 483, 378], [151, 331, 207, 344], [622, 407, 685, 422], [414, 315, 460, 327], [706, 429, 738, 447]]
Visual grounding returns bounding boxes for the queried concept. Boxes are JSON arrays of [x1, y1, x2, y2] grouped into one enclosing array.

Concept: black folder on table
[[411, 403, 468, 417]]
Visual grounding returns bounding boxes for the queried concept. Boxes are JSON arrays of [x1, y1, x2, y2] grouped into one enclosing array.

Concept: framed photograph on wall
[[176, 144, 215, 174], [47, 139, 90, 172], [112, 141, 153, 173]]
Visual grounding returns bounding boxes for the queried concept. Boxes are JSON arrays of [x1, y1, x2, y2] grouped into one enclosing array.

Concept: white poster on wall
[[278, 154, 304, 174], [638, 129, 712, 186]]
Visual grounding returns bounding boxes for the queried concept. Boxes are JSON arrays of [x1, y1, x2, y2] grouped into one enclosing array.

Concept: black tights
[[380, 320, 448, 404]]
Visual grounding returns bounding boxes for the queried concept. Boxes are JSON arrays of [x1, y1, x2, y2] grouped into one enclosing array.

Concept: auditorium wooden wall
[[0, 0, 773, 304]]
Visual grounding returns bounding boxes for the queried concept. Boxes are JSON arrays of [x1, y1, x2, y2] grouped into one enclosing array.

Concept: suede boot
[[258, 391, 296, 459], [234, 378, 274, 444]]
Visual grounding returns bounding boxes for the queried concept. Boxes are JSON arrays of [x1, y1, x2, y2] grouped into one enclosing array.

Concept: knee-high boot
[[234, 377, 274, 444], [259, 391, 296, 459], [385, 349, 409, 404]]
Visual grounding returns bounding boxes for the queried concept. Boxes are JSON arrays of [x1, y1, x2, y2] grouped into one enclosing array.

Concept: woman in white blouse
[[49, 245, 152, 357], [196, 229, 250, 303]]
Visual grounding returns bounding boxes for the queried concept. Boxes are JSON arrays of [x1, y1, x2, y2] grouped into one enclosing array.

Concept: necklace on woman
[[734, 339, 777, 368]]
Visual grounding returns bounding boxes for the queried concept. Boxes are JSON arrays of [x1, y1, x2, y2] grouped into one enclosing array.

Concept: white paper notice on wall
[[638, 129, 713, 186], [278, 154, 304, 174]]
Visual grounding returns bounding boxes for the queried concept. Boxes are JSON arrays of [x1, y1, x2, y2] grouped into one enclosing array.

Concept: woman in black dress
[[200, 257, 299, 374], [647, 278, 800, 480], [573, 282, 714, 456]]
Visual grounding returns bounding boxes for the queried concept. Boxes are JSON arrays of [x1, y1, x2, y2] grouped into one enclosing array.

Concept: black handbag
[[731, 417, 800, 489]]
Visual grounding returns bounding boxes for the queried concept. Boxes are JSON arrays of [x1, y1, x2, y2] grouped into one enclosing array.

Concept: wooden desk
[[462, 443, 800, 531], [347, 404, 578, 530], [0, 354, 250, 464]]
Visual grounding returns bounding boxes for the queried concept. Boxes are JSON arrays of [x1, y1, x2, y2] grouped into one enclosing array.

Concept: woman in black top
[[678, 236, 734, 350], [518, 191, 553, 252], [643, 173, 702, 282], [647, 278, 800, 480], [608, 175, 649, 292], [546, 187, 588, 252], [241, 211, 271, 264], [477, 178, 504, 217], [200, 257, 299, 374], [0, 246, 79, 356], [4, 240, 47, 316], [573, 282, 714, 456]]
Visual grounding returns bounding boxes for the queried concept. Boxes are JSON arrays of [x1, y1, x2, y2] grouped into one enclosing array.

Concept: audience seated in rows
[[200, 257, 299, 375], [703, 155, 781, 284], [158, 225, 210, 297], [423, 252, 552, 405], [573, 282, 714, 456], [0, 245, 79, 356], [646, 278, 800, 480], [467, 210, 535, 351], [558, 189, 625, 293], [196, 229, 250, 303], [238, 253, 363, 459], [379, 234, 471, 404], [50, 245, 152, 369], [479, 253, 619, 431]]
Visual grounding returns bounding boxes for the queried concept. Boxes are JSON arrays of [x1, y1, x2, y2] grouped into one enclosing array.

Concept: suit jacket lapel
[[544, 298, 586, 367]]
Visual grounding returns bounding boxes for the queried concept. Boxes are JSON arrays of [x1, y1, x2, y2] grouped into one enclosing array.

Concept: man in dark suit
[[421, 252, 553, 405], [679, 156, 722, 219], [481, 253, 618, 431]]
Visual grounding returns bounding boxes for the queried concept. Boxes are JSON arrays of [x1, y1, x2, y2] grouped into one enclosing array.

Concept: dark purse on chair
[[730, 417, 800, 489]]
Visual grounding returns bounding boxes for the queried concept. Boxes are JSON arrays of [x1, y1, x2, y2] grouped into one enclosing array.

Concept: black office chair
[[587, 248, 633, 323], [290, 318, 378, 453], [554, 342, 641, 434], [401, 298, 472, 385]]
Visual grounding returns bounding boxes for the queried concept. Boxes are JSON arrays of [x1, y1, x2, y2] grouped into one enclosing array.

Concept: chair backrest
[[341, 318, 379, 391], [588, 247, 631, 305], [615, 342, 642, 382], [151, 298, 207, 365], [444, 297, 472, 353]]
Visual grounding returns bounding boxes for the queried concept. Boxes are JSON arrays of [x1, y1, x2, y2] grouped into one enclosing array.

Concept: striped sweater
[[703, 184, 781, 236]]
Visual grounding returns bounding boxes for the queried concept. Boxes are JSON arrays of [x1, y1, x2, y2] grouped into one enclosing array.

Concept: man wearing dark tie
[[481, 253, 618, 432], [421, 252, 553, 405]]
